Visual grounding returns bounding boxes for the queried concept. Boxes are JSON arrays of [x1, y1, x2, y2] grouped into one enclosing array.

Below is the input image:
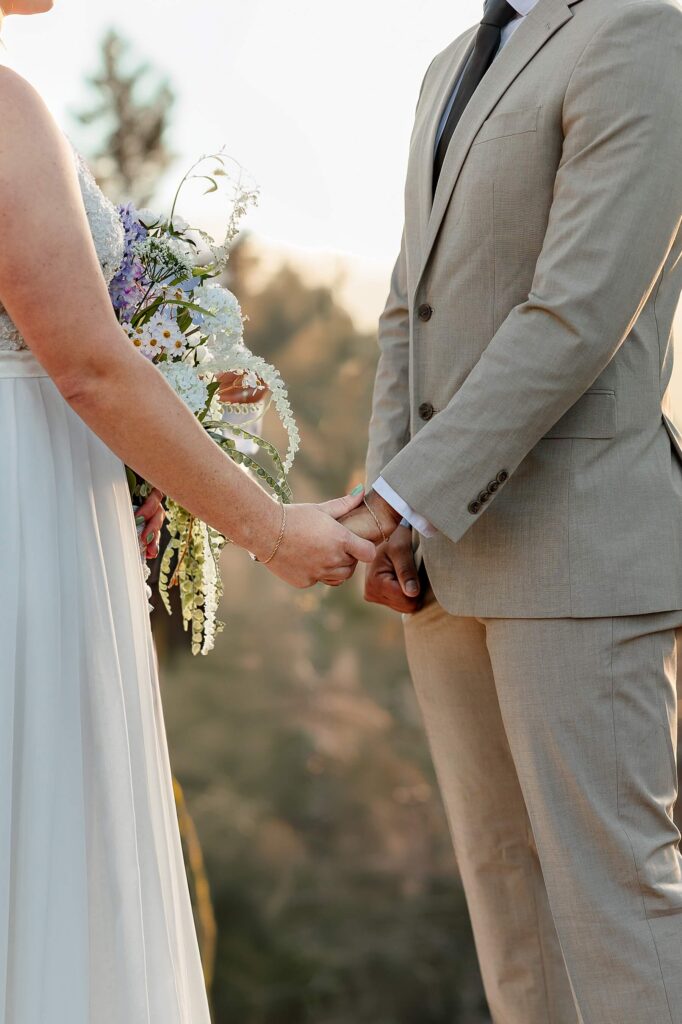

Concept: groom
[[342, 0, 682, 1020]]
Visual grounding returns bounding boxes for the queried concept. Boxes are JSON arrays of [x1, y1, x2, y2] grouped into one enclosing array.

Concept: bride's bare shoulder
[[0, 65, 43, 109], [0, 67, 62, 157]]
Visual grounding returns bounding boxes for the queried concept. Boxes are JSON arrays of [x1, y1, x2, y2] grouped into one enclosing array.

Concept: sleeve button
[[478, 491, 490, 504], [497, 470, 509, 484], [468, 500, 482, 515], [488, 479, 500, 493]]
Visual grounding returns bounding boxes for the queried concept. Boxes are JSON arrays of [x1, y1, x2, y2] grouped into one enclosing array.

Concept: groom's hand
[[364, 525, 422, 614], [339, 489, 402, 545]]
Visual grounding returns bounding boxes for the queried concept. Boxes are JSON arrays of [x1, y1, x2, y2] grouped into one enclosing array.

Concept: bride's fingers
[[136, 487, 164, 521], [343, 530, 376, 565], [144, 507, 165, 538], [142, 506, 165, 559], [318, 486, 366, 521], [321, 563, 356, 585]]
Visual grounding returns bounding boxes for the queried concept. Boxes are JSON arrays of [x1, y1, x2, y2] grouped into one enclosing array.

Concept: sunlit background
[[2, 3, 682, 1023], [2, 0, 487, 327]]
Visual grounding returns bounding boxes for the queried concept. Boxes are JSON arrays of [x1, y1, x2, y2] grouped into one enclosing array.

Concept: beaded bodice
[[0, 149, 124, 351]]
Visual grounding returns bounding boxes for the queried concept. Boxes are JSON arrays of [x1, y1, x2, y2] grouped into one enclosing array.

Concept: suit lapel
[[416, 30, 476, 252], [417, 0, 580, 288]]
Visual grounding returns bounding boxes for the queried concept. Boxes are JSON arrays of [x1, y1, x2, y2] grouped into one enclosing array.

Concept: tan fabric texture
[[366, 0, 682, 617], [404, 594, 682, 1024]]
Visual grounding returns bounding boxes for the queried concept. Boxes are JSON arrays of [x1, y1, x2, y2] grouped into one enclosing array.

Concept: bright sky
[[1, 0, 482, 325]]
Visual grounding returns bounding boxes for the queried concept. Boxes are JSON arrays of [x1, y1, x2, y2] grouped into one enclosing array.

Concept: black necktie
[[433, 0, 517, 194]]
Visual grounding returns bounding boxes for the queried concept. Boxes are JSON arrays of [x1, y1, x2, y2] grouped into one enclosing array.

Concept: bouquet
[[108, 153, 300, 655]]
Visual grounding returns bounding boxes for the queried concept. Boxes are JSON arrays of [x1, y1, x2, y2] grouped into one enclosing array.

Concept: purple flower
[[110, 203, 150, 320]]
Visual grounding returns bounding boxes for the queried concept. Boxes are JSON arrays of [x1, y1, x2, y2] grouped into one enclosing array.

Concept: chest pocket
[[473, 106, 541, 146]]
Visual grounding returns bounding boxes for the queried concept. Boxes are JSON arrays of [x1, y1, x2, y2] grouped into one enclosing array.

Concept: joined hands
[[255, 488, 403, 591], [340, 491, 424, 613], [254, 487, 378, 590], [339, 492, 424, 614]]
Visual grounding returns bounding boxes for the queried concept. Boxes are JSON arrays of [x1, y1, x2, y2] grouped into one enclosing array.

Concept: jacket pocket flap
[[474, 106, 541, 145], [543, 390, 616, 440]]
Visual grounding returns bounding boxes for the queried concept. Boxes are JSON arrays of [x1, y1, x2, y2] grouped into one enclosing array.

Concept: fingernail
[[147, 532, 155, 544], [135, 516, 145, 526], [406, 582, 419, 596], [350, 484, 364, 496]]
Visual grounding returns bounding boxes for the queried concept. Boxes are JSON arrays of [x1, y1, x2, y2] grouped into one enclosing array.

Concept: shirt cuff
[[373, 477, 438, 538]]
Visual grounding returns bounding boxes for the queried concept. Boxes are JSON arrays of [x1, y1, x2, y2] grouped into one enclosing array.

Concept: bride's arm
[[0, 69, 375, 587]]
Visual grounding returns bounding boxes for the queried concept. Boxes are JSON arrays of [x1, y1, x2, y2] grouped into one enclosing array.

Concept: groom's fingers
[[393, 552, 420, 598], [365, 572, 418, 613], [385, 526, 420, 598], [364, 548, 422, 613]]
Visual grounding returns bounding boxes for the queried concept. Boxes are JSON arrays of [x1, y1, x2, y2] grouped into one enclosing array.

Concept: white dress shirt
[[374, 0, 540, 537]]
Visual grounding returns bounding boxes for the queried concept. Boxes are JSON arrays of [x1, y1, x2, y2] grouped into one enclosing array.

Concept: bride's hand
[[257, 489, 377, 589], [135, 487, 165, 561]]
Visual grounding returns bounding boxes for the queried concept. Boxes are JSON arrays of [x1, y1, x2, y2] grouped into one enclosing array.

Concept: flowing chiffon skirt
[[0, 350, 211, 1024]]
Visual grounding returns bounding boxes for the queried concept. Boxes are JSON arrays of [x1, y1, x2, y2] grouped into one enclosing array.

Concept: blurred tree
[[75, 29, 174, 205]]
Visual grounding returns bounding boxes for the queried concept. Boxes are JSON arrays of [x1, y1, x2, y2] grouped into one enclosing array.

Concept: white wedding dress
[[0, 152, 212, 1023]]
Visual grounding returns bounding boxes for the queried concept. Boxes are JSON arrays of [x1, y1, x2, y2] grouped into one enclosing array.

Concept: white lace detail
[[0, 149, 125, 352]]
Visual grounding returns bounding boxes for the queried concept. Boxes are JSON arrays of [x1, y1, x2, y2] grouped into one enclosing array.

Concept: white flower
[[199, 522, 220, 655], [191, 283, 244, 350], [137, 208, 163, 228], [125, 311, 187, 359], [194, 344, 214, 365], [170, 214, 190, 232], [159, 361, 209, 415], [134, 236, 194, 283], [184, 228, 216, 268]]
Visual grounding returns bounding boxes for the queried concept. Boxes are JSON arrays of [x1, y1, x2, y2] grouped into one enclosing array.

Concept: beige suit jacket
[[366, 0, 682, 617]]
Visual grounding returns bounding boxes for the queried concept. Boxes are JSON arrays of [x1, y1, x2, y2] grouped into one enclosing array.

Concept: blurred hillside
[[155, 243, 490, 1024]]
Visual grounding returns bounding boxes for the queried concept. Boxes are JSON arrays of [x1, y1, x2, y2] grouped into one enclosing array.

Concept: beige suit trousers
[[404, 592, 682, 1024]]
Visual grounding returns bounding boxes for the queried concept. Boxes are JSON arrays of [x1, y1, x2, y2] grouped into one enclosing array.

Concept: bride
[[0, 2, 401, 1021]]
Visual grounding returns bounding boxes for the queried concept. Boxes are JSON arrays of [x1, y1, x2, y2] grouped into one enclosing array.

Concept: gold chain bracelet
[[363, 496, 389, 545], [252, 503, 287, 565]]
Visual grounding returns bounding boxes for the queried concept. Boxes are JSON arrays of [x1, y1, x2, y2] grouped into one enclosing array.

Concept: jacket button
[[468, 500, 482, 516], [497, 470, 509, 484], [418, 303, 433, 322], [419, 402, 435, 421]]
